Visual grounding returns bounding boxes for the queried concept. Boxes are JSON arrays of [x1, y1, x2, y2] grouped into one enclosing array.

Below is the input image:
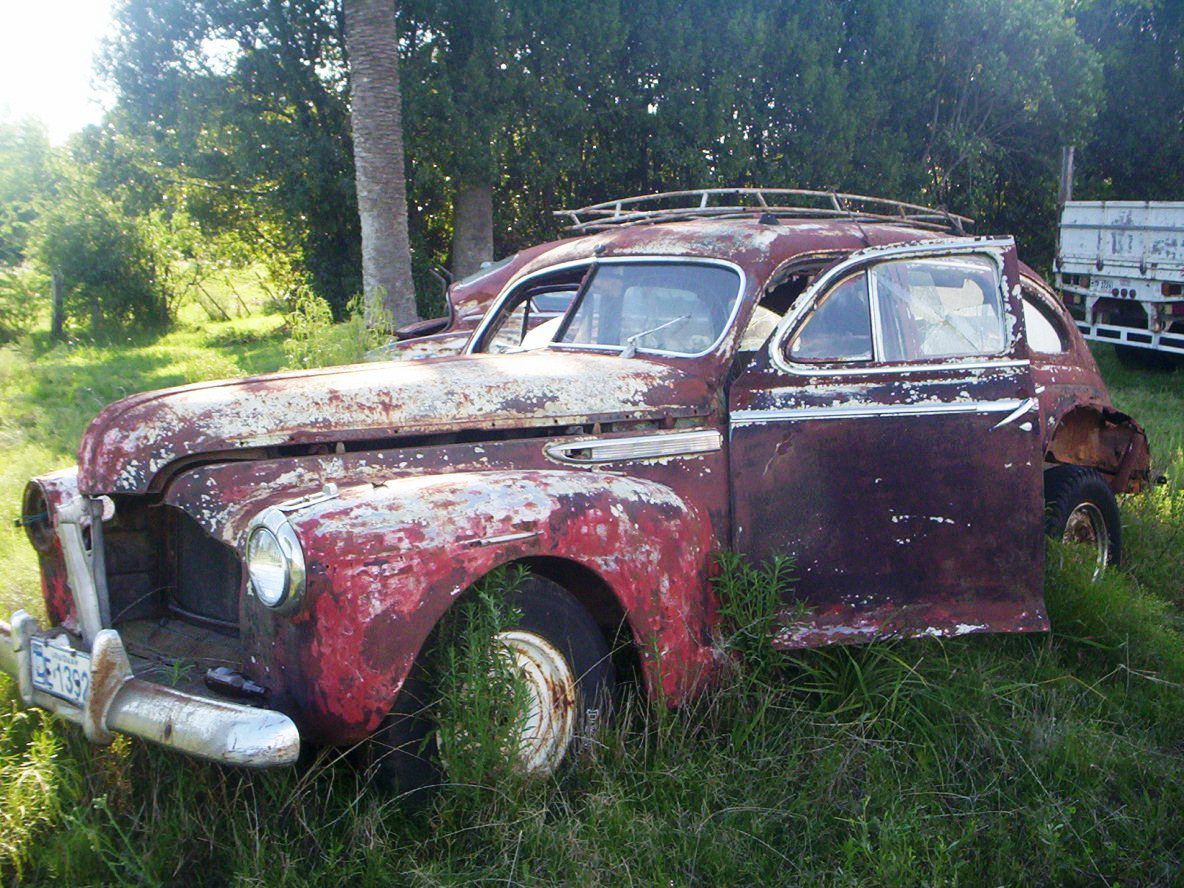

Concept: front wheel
[[368, 575, 615, 796], [1044, 465, 1122, 577]]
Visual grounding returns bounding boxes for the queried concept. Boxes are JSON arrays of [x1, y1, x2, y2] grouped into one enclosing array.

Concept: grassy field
[[0, 318, 1182, 885]]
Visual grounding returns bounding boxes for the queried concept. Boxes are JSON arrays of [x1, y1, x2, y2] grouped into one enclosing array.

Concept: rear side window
[[1021, 283, 1069, 354], [872, 256, 1007, 362]]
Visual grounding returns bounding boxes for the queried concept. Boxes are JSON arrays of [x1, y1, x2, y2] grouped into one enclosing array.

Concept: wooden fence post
[[51, 269, 64, 340]]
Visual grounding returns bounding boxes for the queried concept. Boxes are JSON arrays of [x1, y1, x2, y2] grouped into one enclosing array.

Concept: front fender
[[256, 470, 718, 743], [23, 467, 82, 628]]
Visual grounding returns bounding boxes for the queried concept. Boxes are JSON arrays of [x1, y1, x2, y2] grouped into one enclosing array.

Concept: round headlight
[[246, 511, 306, 610]]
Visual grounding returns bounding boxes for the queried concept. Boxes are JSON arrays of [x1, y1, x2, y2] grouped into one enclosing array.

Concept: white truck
[[1055, 201, 1184, 368]]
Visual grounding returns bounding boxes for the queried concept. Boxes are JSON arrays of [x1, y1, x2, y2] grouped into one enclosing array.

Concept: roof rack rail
[[556, 188, 973, 235]]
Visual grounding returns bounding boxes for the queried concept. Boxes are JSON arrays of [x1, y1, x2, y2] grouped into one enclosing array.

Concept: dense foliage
[[0, 0, 1181, 325], [0, 121, 55, 267], [1073, 0, 1184, 199], [88, 0, 1180, 319], [33, 180, 170, 331]]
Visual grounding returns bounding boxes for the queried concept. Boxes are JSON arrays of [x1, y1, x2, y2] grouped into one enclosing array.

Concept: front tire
[[367, 575, 615, 796], [1044, 465, 1122, 577]]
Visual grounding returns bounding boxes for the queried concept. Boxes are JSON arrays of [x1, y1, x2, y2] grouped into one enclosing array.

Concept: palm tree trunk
[[344, 0, 419, 327], [451, 184, 494, 280]]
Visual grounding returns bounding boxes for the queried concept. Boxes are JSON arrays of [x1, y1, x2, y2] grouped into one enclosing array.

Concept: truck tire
[[367, 575, 615, 797], [1114, 344, 1178, 371], [1044, 465, 1121, 576]]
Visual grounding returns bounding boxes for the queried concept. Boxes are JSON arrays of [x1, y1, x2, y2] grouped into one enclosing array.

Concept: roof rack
[[556, 188, 973, 235]]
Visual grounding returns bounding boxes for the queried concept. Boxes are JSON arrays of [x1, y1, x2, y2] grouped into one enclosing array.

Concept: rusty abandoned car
[[2, 188, 1150, 785]]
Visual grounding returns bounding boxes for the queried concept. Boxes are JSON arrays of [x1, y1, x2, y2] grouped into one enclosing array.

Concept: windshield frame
[[466, 256, 747, 359]]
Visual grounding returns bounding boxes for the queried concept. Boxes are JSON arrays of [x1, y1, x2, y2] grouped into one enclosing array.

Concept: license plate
[[30, 637, 91, 707], [1091, 276, 1116, 293]]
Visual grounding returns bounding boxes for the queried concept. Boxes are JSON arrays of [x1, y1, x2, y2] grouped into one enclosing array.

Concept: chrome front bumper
[[0, 610, 300, 767]]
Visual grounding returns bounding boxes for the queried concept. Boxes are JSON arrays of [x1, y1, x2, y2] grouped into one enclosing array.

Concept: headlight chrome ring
[[245, 508, 306, 613]]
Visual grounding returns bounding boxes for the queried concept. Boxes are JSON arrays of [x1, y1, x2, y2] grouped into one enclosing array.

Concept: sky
[[0, 0, 115, 144]]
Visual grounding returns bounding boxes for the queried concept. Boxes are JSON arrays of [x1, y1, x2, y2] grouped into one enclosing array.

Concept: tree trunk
[[50, 270, 64, 340], [451, 185, 494, 280], [343, 0, 419, 328]]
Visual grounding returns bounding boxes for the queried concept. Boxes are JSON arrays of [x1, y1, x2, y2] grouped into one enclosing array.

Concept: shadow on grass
[[2, 320, 288, 459]]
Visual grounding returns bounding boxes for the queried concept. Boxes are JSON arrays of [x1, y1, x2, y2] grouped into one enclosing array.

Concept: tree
[[32, 175, 169, 333], [104, 0, 362, 317], [344, 0, 418, 326], [401, 0, 503, 279], [1072, 0, 1184, 199], [0, 120, 55, 266], [96, 0, 1119, 318]]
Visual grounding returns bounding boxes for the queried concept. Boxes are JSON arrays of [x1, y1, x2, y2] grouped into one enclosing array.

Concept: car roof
[[513, 218, 966, 289]]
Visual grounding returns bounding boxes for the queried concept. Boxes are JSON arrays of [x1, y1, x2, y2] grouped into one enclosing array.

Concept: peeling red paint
[[19, 213, 1150, 758]]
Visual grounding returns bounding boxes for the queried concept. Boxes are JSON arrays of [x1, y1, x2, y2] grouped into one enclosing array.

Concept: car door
[[727, 238, 1048, 648]]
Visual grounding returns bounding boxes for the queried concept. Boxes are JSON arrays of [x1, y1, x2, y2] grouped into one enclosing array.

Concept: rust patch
[[1046, 406, 1150, 491]]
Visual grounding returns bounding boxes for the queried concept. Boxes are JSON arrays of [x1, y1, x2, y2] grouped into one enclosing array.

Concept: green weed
[[0, 333, 1180, 883], [283, 292, 388, 370], [430, 569, 531, 796]]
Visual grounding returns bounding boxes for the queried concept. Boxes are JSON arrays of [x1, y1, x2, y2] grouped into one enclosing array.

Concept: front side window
[[784, 252, 1010, 367], [788, 272, 873, 362], [872, 256, 1006, 362], [558, 262, 742, 356], [477, 271, 583, 354], [483, 292, 578, 353]]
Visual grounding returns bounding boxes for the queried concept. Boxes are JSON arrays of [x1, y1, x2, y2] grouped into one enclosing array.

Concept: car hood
[[76, 351, 712, 494]]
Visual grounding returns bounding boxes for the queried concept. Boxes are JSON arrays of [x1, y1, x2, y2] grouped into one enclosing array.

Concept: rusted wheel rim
[[1063, 502, 1109, 578], [497, 630, 577, 774]]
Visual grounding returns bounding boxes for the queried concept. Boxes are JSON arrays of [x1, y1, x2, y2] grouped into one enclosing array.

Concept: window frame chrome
[[465, 256, 748, 360], [769, 237, 1020, 377]]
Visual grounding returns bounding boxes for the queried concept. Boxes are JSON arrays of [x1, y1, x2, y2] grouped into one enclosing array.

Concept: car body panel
[[730, 240, 1046, 646], [11, 211, 1151, 760]]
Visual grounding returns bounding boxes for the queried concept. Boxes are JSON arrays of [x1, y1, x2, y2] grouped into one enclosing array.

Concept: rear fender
[[1046, 405, 1151, 493], [269, 469, 717, 742]]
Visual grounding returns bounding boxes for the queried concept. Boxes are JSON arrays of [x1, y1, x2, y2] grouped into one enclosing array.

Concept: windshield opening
[[556, 262, 742, 356]]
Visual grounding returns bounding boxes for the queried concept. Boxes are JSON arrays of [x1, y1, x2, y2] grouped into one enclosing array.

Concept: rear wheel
[[1044, 465, 1122, 577], [367, 575, 614, 796]]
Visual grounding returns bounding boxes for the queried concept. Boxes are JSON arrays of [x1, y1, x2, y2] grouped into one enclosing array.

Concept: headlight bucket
[[245, 508, 306, 613], [20, 482, 55, 553]]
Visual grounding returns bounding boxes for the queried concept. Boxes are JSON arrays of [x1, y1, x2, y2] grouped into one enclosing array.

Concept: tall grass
[[0, 329, 1181, 883]]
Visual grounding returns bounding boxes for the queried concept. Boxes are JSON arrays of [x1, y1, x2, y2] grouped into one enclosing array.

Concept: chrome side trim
[[463, 530, 541, 548], [730, 398, 1027, 427], [774, 358, 1031, 378], [277, 482, 340, 514], [990, 397, 1039, 431], [544, 429, 722, 464]]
